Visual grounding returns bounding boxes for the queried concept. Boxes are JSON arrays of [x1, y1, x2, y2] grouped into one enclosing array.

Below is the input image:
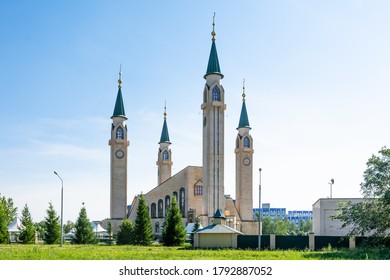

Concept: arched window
[[212, 86, 220, 101], [151, 203, 156, 218], [155, 222, 160, 233], [162, 150, 169, 160], [116, 126, 124, 139], [203, 88, 207, 103], [158, 199, 164, 218], [173, 191, 178, 202], [243, 137, 250, 148], [165, 195, 170, 214], [179, 187, 185, 217]]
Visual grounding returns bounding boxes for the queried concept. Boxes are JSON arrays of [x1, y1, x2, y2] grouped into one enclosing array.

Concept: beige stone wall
[[109, 116, 129, 220], [197, 233, 238, 248], [235, 131, 254, 221], [202, 75, 226, 217], [128, 166, 203, 235], [240, 221, 259, 235]]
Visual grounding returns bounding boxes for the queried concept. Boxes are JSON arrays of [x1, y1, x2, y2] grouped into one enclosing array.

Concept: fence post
[[309, 232, 315, 250], [270, 233, 276, 250], [349, 235, 356, 250]]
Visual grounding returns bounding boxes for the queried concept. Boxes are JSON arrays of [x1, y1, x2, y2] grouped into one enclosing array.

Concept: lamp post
[[54, 171, 64, 247], [329, 178, 334, 199], [258, 168, 262, 250]]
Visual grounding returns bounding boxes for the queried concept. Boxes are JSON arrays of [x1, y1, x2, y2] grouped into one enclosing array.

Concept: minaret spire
[[238, 79, 250, 129], [212, 12, 216, 42], [159, 102, 170, 143], [242, 79, 246, 101], [204, 13, 223, 79], [118, 64, 122, 88]]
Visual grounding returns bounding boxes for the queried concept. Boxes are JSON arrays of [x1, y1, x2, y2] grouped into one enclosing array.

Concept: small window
[[173, 191, 178, 202], [212, 86, 220, 101], [162, 150, 169, 160], [194, 185, 203, 196], [116, 127, 124, 139], [155, 222, 160, 233], [243, 137, 250, 148]]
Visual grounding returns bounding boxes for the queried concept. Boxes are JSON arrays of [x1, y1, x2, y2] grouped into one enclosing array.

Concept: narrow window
[[243, 137, 250, 148], [179, 188, 185, 217], [151, 203, 156, 218], [173, 191, 178, 202], [212, 86, 220, 101], [116, 127, 124, 139], [162, 150, 169, 160], [158, 199, 164, 218], [165, 195, 170, 215]]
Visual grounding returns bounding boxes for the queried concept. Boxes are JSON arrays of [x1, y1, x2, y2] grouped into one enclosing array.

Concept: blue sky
[[0, 0, 389, 223]]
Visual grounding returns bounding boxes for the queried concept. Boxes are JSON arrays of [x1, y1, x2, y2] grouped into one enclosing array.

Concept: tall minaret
[[201, 14, 226, 219], [108, 67, 129, 221], [156, 104, 172, 185], [235, 80, 254, 221]]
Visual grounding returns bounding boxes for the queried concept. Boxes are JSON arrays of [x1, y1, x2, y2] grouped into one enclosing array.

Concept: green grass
[[0, 244, 389, 260]]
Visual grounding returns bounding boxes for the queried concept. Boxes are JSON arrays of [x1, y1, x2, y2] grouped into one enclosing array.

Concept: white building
[[312, 198, 363, 236]]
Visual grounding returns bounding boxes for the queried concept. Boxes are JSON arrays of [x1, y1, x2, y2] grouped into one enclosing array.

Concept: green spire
[[112, 67, 126, 118], [204, 13, 224, 79], [238, 80, 250, 129], [159, 104, 170, 143]]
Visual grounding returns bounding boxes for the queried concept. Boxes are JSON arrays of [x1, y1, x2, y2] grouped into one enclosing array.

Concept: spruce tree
[[133, 194, 153, 246], [162, 196, 186, 246], [190, 216, 201, 246], [0, 201, 8, 243], [107, 221, 113, 245], [0, 194, 17, 243], [73, 204, 96, 244], [19, 204, 36, 244], [43, 202, 60, 244], [116, 219, 135, 245]]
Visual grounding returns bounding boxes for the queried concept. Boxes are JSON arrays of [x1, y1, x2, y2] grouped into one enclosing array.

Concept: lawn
[[0, 244, 389, 260]]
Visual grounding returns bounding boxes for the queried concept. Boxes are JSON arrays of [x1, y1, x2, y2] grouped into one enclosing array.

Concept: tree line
[[2, 146, 390, 245]]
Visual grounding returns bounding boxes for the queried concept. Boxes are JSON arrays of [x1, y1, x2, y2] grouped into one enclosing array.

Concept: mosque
[[107, 20, 258, 236]]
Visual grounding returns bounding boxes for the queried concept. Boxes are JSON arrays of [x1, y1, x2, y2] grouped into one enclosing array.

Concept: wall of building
[[312, 198, 363, 236]]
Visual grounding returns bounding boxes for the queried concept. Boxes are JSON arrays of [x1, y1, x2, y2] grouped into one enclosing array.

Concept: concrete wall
[[312, 198, 363, 236]]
